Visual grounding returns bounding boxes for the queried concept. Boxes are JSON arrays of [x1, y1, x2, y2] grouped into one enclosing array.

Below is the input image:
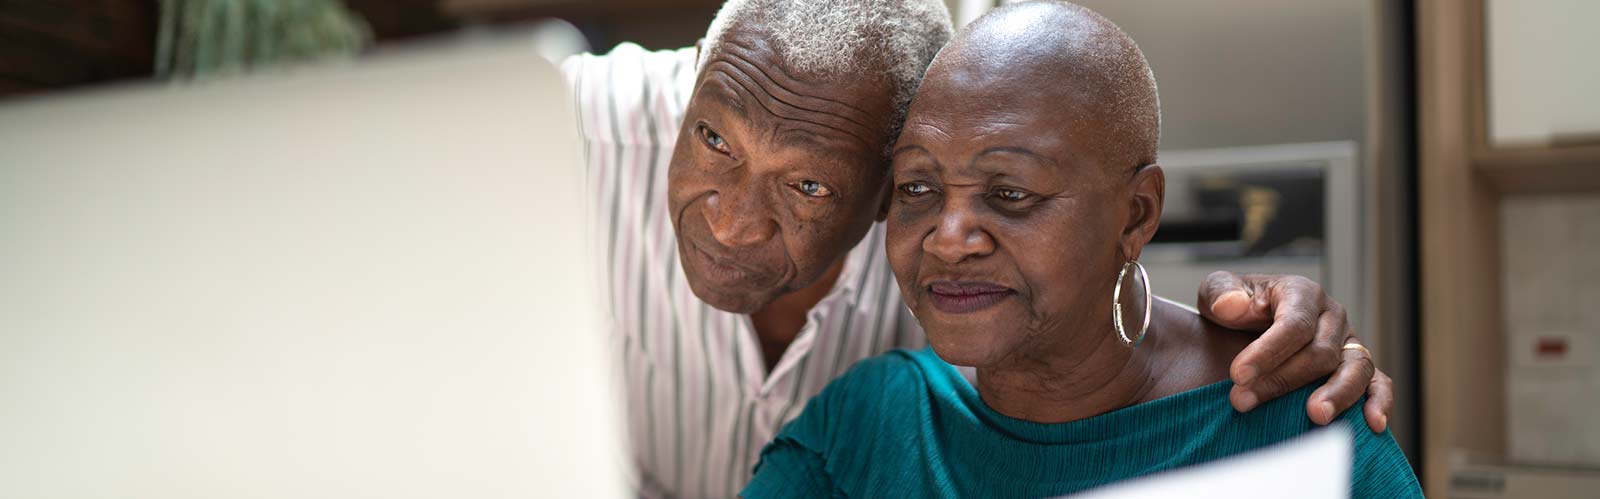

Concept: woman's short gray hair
[[699, 0, 954, 151]]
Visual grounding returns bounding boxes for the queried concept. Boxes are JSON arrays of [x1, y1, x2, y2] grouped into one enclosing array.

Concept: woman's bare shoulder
[[1150, 298, 1254, 389]]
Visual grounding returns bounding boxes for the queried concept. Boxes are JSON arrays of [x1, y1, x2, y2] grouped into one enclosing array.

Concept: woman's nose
[[923, 200, 995, 264], [704, 189, 777, 248]]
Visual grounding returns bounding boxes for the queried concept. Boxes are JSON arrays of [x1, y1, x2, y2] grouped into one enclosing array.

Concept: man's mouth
[[687, 238, 774, 288], [926, 280, 1015, 314]]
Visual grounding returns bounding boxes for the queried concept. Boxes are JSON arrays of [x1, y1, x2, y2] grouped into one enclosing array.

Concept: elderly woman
[[738, 2, 1422, 498]]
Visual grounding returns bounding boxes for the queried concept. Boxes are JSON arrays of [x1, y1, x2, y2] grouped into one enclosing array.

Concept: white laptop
[[0, 38, 625, 498]]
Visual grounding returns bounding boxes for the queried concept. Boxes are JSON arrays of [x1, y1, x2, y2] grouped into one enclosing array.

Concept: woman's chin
[[925, 330, 1003, 368]]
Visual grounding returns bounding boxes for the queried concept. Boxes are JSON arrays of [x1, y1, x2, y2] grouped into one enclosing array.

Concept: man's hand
[[1197, 271, 1394, 433]]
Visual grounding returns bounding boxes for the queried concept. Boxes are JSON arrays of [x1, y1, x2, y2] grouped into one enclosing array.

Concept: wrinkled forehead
[[700, 27, 899, 118], [695, 28, 902, 160]]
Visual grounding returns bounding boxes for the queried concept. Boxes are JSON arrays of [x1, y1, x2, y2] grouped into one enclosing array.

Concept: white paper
[[1066, 425, 1352, 499]]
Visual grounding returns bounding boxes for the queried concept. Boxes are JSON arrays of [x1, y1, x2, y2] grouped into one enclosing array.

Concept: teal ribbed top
[[743, 347, 1421, 498]]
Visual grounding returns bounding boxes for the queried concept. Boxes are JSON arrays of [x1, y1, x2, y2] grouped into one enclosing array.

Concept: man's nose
[[703, 188, 777, 248], [923, 198, 995, 264]]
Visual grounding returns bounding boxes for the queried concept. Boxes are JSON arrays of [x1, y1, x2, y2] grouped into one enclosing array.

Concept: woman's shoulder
[[1237, 384, 1423, 498], [1145, 299, 1254, 395], [1330, 399, 1425, 497]]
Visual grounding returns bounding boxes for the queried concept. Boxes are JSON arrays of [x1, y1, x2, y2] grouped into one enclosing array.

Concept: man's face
[[668, 28, 897, 313]]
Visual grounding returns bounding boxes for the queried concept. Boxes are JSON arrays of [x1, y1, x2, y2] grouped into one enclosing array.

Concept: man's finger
[[1305, 338, 1377, 426], [1229, 282, 1330, 386], [1229, 336, 1340, 413], [1198, 271, 1267, 329], [1363, 369, 1395, 433]]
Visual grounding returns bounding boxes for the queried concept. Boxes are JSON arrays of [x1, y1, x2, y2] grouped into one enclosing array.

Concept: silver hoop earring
[[1113, 260, 1152, 347]]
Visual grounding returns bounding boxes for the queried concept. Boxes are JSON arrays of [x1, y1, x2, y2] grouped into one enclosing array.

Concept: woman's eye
[[993, 188, 1029, 201], [698, 124, 730, 154], [791, 180, 833, 198], [899, 183, 932, 196]]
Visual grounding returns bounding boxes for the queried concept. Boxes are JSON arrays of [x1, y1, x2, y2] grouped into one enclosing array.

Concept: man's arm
[[1194, 271, 1395, 433], [558, 43, 697, 154]]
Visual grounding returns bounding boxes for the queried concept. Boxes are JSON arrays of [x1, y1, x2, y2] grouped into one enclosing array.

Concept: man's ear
[[694, 38, 705, 65], [1119, 165, 1165, 262]]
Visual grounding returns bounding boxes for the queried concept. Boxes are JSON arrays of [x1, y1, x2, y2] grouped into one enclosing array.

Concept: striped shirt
[[560, 43, 924, 498]]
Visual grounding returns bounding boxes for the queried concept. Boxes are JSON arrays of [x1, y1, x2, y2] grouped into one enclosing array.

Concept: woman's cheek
[[885, 209, 927, 281]]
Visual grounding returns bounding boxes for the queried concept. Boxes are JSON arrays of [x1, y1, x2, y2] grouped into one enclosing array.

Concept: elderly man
[[560, 1, 1393, 497]]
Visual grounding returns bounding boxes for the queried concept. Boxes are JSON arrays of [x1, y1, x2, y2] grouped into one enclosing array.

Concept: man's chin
[[685, 279, 778, 314]]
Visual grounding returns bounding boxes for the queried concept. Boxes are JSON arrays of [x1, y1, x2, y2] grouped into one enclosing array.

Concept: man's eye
[[698, 124, 730, 154], [993, 188, 1029, 201], [791, 180, 834, 198], [899, 183, 932, 196]]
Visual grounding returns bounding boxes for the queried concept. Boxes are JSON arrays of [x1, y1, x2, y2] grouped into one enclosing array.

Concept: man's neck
[[974, 309, 1173, 424], [750, 259, 846, 370]]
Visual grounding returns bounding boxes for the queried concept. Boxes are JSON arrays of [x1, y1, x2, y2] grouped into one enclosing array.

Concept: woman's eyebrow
[[890, 145, 945, 173], [974, 146, 1058, 170], [892, 144, 931, 157]]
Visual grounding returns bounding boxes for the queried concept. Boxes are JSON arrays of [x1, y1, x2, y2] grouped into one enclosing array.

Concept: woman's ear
[[1119, 165, 1165, 262]]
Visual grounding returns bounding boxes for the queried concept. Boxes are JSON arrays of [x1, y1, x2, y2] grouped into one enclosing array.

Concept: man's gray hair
[[699, 0, 954, 149]]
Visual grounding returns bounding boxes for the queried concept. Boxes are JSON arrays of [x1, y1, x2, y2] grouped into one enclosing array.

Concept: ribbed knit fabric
[[743, 347, 1422, 499]]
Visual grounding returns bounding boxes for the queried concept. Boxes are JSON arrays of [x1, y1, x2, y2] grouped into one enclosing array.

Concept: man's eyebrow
[[974, 146, 1058, 169], [775, 126, 847, 151], [703, 76, 749, 119]]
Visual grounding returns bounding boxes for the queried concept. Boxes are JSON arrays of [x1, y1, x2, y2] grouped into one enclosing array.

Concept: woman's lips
[[926, 280, 1015, 314]]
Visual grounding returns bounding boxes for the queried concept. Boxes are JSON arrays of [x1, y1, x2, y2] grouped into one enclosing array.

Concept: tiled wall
[[1501, 194, 1600, 467]]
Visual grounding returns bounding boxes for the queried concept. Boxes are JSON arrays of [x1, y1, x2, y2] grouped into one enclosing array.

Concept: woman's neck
[[974, 301, 1181, 424]]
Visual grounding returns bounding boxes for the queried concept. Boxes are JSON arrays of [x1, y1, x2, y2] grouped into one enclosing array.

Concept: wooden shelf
[[1420, 0, 1600, 496], [1474, 144, 1600, 195]]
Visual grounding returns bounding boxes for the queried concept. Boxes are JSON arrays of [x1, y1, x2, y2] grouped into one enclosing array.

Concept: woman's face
[[885, 57, 1161, 368]]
